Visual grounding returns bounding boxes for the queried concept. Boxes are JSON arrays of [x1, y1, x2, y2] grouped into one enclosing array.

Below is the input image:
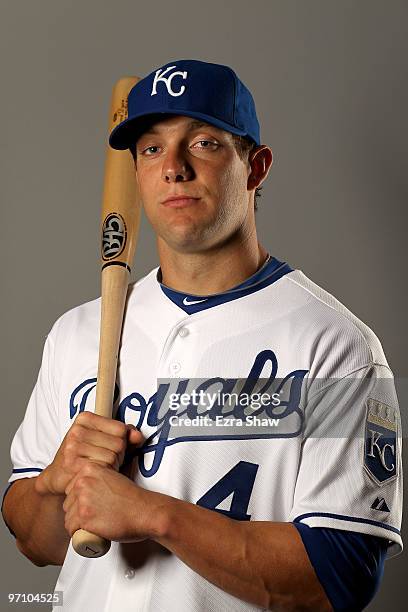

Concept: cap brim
[[109, 110, 254, 150]]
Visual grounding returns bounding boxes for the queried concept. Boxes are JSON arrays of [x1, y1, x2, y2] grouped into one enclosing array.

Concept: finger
[[62, 490, 76, 514], [65, 469, 91, 497], [65, 473, 80, 497], [65, 500, 81, 537], [67, 455, 105, 479], [65, 462, 104, 496], [72, 441, 121, 470], [71, 427, 127, 459], [74, 411, 128, 439], [122, 429, 145, 466]]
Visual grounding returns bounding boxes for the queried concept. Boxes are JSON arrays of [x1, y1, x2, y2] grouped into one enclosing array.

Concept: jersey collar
[[157, 255, 293, 314]]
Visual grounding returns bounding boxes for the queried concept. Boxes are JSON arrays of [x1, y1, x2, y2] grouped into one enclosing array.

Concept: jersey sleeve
[[7, 322, 62, 483], [288, 362, 403, 558]]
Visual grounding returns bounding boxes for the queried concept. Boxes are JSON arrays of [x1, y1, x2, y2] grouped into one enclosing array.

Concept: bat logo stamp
[[102, 212, 127, 260], [112, 97, 129, 124]]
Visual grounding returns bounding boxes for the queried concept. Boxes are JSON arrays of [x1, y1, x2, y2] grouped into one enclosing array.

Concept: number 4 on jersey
[[196, 461, 259, 521]]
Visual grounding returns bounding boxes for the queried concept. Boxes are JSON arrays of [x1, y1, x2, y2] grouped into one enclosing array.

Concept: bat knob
[[72, 529, 111, 558]]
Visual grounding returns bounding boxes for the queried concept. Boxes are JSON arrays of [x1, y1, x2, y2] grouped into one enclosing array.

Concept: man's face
[[133, 115, 253, 254]]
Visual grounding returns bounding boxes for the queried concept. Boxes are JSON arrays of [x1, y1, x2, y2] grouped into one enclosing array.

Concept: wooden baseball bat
[[72, 76, 141, 558]]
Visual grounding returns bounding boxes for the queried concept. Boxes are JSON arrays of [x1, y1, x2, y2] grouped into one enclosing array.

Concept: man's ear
[[247, 146, 273, 190]]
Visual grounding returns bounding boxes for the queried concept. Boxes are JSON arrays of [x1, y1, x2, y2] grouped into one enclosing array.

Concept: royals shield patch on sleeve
[[364, 398, 398, 486]]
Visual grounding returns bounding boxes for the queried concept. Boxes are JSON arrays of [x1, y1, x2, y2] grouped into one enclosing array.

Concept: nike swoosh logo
[[183, 296, 208, 306]]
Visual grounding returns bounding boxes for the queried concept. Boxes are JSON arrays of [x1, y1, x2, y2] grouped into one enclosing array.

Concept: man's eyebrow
[[186, 120, 217, 131], [141, 120, 221, 135]]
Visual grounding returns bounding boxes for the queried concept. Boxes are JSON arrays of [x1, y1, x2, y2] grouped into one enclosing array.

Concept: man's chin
[[158, 229, 213, 254]]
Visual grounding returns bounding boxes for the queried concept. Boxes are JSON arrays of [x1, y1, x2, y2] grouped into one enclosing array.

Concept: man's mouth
[[162, 196, 201, 208]]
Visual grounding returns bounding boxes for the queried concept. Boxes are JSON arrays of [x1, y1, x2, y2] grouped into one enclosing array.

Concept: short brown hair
[[128, 132, 263, 211]]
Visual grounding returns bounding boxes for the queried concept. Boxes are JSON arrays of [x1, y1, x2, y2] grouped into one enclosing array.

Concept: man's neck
[[158, 239, 269, 296]]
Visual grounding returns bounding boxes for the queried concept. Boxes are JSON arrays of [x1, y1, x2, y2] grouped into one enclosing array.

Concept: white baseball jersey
[[7, 256, 403, 612]]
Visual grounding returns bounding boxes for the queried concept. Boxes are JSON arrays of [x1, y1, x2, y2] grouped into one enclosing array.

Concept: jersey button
[[170, 362, 181, 374], [124, 568, 135, 580], [178, 327, 189, 337]]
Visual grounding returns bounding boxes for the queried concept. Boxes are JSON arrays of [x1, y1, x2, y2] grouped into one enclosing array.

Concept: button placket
[[124, 568, 135, 580], [170, 362, 181, 374]]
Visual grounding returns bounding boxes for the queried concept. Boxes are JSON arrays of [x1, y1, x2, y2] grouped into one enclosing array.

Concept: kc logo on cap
[[151, 66, 188, 97]]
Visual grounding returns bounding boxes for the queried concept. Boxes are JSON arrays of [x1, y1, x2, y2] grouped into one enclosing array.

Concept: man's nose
[[162, 148, 194, 182]]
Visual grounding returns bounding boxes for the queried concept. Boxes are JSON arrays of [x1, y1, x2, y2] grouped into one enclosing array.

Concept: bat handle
[[72, 529, 111, 557], [71, 265, 131, 558]]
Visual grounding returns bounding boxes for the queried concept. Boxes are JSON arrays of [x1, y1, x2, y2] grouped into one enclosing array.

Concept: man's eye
[[142, 146, 160, 155], [193, 140, 218, 149]]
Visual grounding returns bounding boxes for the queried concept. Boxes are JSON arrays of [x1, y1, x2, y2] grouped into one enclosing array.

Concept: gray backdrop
[[1, 0, 406, 610]]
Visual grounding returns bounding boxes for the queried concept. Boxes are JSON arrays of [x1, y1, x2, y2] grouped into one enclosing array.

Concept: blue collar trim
[[158, 255, 293, 314]]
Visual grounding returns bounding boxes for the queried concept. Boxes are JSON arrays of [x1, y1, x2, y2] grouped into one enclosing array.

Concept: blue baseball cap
[[109, 59, 260, 150]]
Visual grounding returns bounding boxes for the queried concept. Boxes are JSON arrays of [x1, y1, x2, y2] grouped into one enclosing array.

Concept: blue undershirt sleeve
[[293, 522, 388, 612]]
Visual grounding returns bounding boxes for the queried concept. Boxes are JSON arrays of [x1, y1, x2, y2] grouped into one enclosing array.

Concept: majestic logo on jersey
[[151, 66, 188, 97], [102, 213, 127, 260], [69, 349, 308, 477], [371, 497, 390, 512], [364, 398, 398, 486]]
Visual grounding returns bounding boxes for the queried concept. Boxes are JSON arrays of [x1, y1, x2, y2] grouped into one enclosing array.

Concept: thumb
[[120, 425, 144, 477], [126, 424, 145, 449]]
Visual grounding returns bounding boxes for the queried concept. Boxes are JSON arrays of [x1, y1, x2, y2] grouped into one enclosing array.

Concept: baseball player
[[2, 60, 403, 611]]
